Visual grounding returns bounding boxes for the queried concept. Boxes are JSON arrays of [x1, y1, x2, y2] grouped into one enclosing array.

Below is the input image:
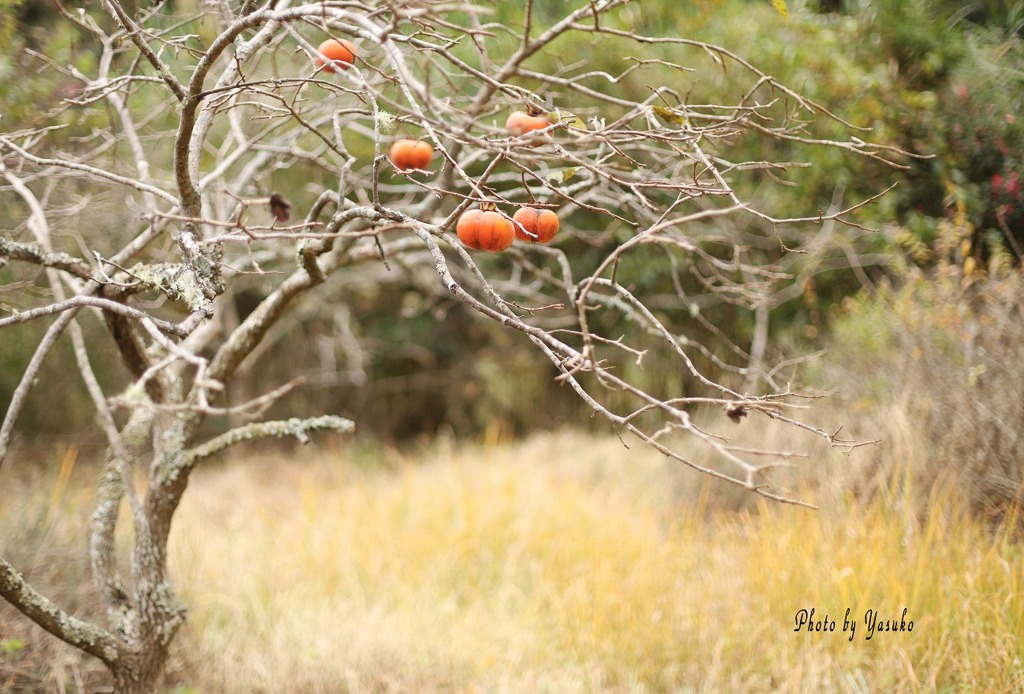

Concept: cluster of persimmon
[[390, 110, 560, 252], [457, 111, 560, 252], [457, 203, 559, 252], [315, 37, 560, 253]]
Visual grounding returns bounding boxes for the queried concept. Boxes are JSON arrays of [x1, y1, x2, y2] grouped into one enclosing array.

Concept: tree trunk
[[111, 649, 171, 694]]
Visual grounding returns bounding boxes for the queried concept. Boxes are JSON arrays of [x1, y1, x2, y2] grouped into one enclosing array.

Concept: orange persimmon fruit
[[389, 139, 433, 171], [457, 208, 515, 252], [512, 207, 560, 244], [505, 111, 551, 137], [316, 38, 356, 73]]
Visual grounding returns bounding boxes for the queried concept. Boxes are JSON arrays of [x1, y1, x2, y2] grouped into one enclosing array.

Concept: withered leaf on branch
[[269, 192, 291, 223], [725, 403, 748, 424]]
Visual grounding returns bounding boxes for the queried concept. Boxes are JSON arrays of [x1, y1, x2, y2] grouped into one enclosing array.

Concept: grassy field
[[2, 430, 1024, 692]]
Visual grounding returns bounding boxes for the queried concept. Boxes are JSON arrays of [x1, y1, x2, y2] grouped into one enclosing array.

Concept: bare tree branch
[[0, 137, 179, 205], [100, 0, 188, 102], [181, 414, 355, 467], [0, 558, 123, 666], [0, 236, 94, 281], [0, 311, 77, 471], [0, 295, 192, 337]]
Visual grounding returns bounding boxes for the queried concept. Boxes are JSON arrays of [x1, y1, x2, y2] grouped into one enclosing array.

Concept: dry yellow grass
[[154, 431, 1024, 693]]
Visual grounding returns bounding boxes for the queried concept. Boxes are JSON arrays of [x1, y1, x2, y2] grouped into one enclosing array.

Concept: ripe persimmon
[[505, 111, 550, 138], [457, 208, 514, 252], [316, 38, 356, 73], [512, 207, 559, 244], [389, 139, 433, 171]]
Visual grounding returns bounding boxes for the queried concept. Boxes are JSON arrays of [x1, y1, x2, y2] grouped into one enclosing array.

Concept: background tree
[[0, 0, 906, 690]]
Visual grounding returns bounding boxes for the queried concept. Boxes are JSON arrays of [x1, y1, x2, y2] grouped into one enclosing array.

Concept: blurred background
[[2, 1, 1024, 690]]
